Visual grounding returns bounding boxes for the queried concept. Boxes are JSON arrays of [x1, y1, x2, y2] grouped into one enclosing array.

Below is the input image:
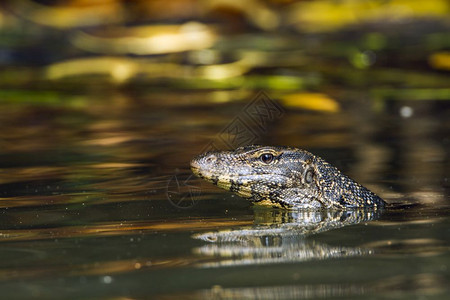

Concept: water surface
[[0, 91, 449, 299]]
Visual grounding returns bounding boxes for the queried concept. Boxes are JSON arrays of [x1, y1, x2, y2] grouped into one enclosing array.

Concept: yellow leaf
[[280, 93, 340, 112], [429, 52, 450, 71]]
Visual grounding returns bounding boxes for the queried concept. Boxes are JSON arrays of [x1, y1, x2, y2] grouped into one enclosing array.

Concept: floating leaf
[[281, 93, 340, 112], [429, 51, 450, 71]]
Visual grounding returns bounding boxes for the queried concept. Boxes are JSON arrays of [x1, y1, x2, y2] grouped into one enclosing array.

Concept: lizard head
[[190, 145, 322, 208]]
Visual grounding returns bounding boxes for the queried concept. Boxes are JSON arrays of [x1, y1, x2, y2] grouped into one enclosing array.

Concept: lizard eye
[[259, 153, 274, 164], [305, 168, 314, 183]]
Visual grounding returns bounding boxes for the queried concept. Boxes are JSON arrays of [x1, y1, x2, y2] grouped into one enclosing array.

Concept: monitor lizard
[[190, 145, 385, 209]]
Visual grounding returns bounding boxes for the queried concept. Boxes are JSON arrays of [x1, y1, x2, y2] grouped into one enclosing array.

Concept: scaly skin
[[190, 145, 385, 209]]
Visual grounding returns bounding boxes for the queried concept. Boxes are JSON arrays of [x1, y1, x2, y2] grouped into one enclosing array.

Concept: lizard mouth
[[190, 158, 213, 181], [253, 199, 287, 209], [190, 164, 203, 179]]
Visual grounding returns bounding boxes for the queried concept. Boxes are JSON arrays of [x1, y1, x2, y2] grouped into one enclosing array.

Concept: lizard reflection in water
[[193, 209, 381, 268], [191, 145, 386, 209]]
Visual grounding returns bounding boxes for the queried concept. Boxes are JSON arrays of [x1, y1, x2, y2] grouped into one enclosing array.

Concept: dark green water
[[0, 91, 448, 299]]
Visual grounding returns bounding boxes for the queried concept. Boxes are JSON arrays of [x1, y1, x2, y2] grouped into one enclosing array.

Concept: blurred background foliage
[[0, 0, 448, 111]]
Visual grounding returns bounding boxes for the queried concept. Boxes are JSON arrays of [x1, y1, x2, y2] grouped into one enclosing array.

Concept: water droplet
[[101, 276, 113, 284], [400, 106, 413, 118]]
